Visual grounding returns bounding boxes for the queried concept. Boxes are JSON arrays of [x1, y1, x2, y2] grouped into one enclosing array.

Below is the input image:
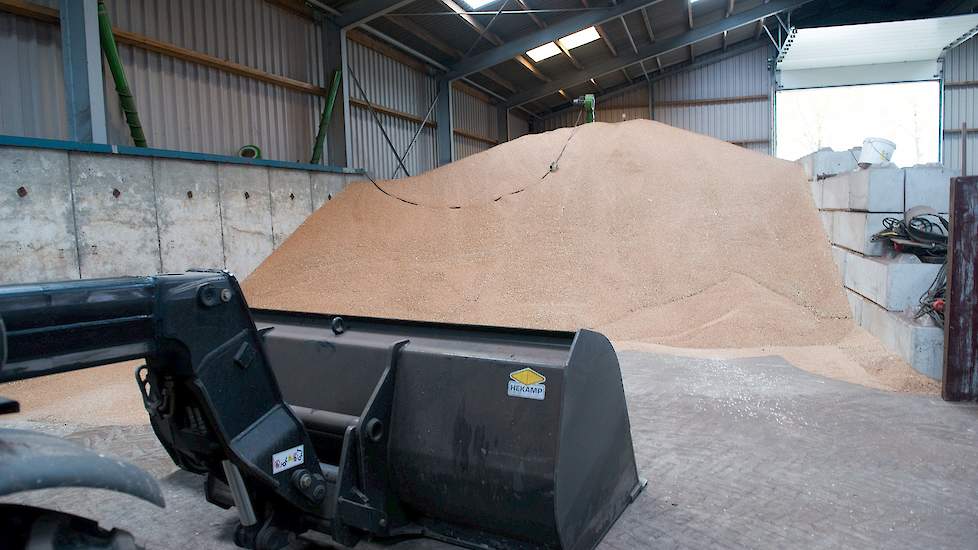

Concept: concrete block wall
[[799, 148, 953, 381], [0, 146, 362, 284], [848, 290, 945, 381]]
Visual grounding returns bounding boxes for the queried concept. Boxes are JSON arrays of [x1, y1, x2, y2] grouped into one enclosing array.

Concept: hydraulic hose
[[97, 0, 147, 147]]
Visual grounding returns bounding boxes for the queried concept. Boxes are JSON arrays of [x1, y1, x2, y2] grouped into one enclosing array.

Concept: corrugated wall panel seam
[[104, 0, 322, 84], [0, 12, 67, 140], [509, 112, 530, 139]]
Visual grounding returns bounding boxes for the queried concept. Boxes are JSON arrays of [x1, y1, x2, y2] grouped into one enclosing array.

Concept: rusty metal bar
[[943, 175, 978, 401]]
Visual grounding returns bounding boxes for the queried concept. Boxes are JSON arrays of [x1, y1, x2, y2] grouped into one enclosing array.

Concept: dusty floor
[[2, 350, 975, 549]]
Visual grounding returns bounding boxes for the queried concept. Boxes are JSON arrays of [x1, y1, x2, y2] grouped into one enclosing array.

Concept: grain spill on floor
[[0, 121, 935, 428]]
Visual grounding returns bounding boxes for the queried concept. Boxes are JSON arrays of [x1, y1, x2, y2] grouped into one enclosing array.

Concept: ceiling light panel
[[462, 0, 497, 8], [558, 26, 600, 50], [527, 42, 562, 62]]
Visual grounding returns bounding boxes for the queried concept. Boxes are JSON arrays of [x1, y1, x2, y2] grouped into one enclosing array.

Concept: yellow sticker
[[510, 368, 546, 385], [508, 368, 546, 400]]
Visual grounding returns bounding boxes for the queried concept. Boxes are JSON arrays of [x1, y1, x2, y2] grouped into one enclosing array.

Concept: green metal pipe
[[310, 70, 342, 164], [97, 0, 147, 147]]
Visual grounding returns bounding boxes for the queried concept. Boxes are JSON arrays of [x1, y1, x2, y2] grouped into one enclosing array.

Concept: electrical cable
[[347, 64, 412, 178], [541, 106, 584, 179]]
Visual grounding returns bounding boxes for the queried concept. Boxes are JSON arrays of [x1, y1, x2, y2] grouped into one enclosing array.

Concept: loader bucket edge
[[555, 328, 644, 550], [250, 309, 643, 550]]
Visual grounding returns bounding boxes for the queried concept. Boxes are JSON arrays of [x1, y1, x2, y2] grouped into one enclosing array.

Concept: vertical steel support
[[497, 106, 509, 143], [943, 176, 978, 401], [436, 78, 454, 166], [323, 19, 350, 167], [59, 0, 107, 143], [647, 79, 654, 121]]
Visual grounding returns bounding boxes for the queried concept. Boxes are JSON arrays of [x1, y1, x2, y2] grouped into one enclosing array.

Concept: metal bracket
[[333, 339, 410, 545]]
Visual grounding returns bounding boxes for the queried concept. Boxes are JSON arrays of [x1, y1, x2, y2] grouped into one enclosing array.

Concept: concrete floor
[[2, 351, 977, 549]]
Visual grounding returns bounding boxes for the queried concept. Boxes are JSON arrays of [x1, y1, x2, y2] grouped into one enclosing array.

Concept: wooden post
[[943, 175, 978, 401]]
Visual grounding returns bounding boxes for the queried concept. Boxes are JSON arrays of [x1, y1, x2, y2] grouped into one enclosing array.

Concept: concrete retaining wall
[[799, 149, 952, 381], [0, 146, 362, 284]]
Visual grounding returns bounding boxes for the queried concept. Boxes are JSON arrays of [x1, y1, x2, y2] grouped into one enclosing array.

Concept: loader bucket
[[252, 309, 644, 550]]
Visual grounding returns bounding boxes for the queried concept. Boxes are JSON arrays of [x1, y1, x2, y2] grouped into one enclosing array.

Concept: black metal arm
[[0, 271, 329, 547]]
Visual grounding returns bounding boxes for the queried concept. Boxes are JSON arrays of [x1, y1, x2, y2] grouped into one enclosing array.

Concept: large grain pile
[[245, 120, 853, 349]]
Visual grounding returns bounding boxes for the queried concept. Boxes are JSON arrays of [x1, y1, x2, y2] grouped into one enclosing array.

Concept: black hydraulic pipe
[[0, 277, 156, 382]]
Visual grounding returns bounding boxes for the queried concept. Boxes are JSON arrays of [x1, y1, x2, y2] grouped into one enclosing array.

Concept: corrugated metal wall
[[509, 111, 530, 139], [943, 34, 977, 174], [0, 0, 327, 162], [105, 0, 326, 163], [347, 40, 437, 179], [1, 1, 502, 173], [329, 41, 506, 177], [0, 10, 68, 140], [652, 45, 773, 151], [452, 86, 498, 160], [532, 46, 773, 152]]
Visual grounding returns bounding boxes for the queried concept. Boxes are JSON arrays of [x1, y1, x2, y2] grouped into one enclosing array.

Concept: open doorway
[[775, 81, 941, 166]]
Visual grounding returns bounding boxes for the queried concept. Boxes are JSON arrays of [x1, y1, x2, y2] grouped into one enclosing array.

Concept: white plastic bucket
[[857, 137, 896, 168]]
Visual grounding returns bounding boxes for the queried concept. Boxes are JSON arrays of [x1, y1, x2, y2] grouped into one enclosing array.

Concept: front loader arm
[[0, 271, 327, 545]]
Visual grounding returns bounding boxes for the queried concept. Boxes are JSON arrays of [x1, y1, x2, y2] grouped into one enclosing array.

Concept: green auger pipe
[[97, 0, 147, 147], [311, 70, 342, 164]]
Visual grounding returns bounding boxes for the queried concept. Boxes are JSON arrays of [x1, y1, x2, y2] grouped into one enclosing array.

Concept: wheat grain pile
[[244, 120, 853, 349]]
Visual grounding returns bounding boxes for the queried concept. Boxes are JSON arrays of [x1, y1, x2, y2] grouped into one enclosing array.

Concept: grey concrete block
[[269, 169, 312, 247], [904, 164, 956, 212], [0, 147, 78, 283], [846, 167, 904, 212], [797, 147, 860, 180], [154, 160, 224, 273], [809, 179, 822, 209], [820, 211, 834, 239], [218, 165, 273, 278], [855, 294, 944, 380], [830, 245, 848, 280], [830, 212, 895, 256], [842, 252, 941, 311], [844, 288, 863, 320], [311, 173, 354, 210], [70, 153, 161, 278], [820, 174, 850, 210], [817, 167, 904, 212]]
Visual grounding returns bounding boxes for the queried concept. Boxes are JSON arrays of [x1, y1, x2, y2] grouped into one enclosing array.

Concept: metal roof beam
[[439, 0, 549, 82], [382, 15, 518, 92], [515, 0, 546, 29], [444, 0, 669, 80], [334, 0, 416, 28], [504, 0, 812, 107], [536, 39, 767, 118]]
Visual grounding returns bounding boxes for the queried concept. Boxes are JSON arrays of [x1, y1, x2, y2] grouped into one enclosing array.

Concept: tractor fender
[[0, 428, 164, 507]]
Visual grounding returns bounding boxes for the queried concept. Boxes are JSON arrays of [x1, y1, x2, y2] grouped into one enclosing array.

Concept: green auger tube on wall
[[97, 0, 147, 147]]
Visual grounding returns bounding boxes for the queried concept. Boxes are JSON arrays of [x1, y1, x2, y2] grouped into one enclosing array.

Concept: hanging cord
[[363, 102, 588, 209], [347, 64, 412, 178], [915, 261, 947, 328], [391, 96, 438, 179], [541, 106, 584, 179]]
